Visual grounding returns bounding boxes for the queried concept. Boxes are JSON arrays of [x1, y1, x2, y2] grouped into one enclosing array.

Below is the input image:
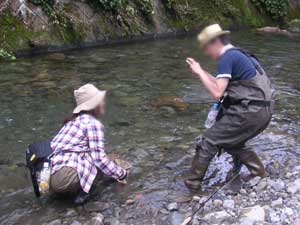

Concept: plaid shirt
[[50, 114, 126, 193]]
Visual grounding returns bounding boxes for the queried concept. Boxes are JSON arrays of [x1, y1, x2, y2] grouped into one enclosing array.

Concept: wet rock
[[170, 212, 184, 225], [70, 221, 82, 225], [86, 213, 104, 225], [160, 106, 176, 117], [255, 179, 268, 191], [271, 198, 283, 207], [84, 201, 110, 212], [48, 219, 62, 225], [223, 199, 235, 209], [240, 219, 255, 225], [107, 218, 120, 225], [125, 199, 135, 205], [167, 202, 178, 211], [213, 199, 223, 208], [151, 96, 189, 111], [66, 209, 77, 217], [256, 26, 291, 36], [287, 178, 300, 194], [240, 205, 265, 222], [203, 210, 232, 223], [270, 179, 286, 192]]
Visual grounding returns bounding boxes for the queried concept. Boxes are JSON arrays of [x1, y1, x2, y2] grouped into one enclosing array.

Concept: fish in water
[[151, 96, 189, 111]]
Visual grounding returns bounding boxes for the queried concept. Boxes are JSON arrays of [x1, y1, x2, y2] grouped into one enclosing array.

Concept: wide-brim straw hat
[[197, 24, 230, 48], [73, 84, 106, 114]]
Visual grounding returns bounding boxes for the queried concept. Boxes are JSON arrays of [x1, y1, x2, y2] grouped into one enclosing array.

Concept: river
[[0, 32, 299, 225]]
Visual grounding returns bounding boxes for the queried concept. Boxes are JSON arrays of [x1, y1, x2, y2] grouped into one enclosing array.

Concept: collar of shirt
[[220, 44, 234, 56]]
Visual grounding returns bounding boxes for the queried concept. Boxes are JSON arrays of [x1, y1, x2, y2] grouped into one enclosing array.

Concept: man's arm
[[186, 58, 229, 100]]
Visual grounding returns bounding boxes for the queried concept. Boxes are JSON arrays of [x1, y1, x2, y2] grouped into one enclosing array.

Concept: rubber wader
[[185, 49, 275, 190]]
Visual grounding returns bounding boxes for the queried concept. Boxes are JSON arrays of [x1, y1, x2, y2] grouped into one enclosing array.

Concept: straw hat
[[197, 24, 230, 48], [73, 84, 106, 114]]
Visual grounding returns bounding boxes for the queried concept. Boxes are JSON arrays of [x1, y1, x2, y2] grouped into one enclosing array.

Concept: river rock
[[86, 213, 104, 225], [203, 210, 231, 223], [271, 179, 286, 192], [70, 221, 82, 225], [287, 178, 300, 194], [223, 199, 235, 209], [167, 202, 178, 211], [271, 198, 283, 207], [125, 199, 135, 205], [46, 53, 66, 61], [48, 219, 62, 225], [170, 212, 184, 225], [84, 201, 110, 212], [213, 199, 223, 208], [66, 209, 77, 217], [240, 205, 265, 222]]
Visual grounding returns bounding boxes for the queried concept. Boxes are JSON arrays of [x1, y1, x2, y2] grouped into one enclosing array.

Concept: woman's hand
[[186, 58, 203, 76]]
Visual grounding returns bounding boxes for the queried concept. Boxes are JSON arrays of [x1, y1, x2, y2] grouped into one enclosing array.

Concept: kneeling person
[[50, 84, 127, 204]]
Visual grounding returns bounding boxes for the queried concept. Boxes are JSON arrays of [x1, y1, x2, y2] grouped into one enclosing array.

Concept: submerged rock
[[151, 96, 189, 111]]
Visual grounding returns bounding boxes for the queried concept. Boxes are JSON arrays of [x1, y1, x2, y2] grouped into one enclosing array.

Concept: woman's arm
[[87, 122, 127, 180], [186, 58, 229, 100]]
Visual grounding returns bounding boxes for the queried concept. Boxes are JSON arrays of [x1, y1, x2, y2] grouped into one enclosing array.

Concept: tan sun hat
[[197, 24, 230, 48], [73, 84, 106, 114]]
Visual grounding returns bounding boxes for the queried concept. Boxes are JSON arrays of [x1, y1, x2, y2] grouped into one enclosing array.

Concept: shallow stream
[[0, 32, 299, 225]]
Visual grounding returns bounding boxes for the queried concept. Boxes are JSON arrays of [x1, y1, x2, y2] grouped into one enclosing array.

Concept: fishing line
[[181, 172, 240, 225]]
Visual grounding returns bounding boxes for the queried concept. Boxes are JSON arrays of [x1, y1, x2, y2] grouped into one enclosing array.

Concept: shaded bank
[[0, 0, 299, 56]]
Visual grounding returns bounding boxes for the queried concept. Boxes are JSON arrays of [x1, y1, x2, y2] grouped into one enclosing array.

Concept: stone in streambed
[[70, 221, 82, 225], [240, 205, 265, 222], [167, 202, 178, 211], [287, 178, 300, 194], [213, 199, 223, 208], [271, 198, 283, 207], [125, 199, 135, 205], [203, 210, 232, 223], [85, 213, 104, 225], [223, 199, 235, 209], [84, 201, 110, 212], [48, 219, 62, 225], [170, 212, 184, 225]]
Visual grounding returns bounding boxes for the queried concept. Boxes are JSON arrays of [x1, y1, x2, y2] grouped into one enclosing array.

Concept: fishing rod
[[181, 172, 240, 225]]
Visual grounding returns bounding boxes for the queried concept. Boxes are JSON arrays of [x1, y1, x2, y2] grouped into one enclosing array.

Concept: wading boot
[[226, 155, 242, 181], [184, 154, 210, 190], [238, 150, 268, 181]]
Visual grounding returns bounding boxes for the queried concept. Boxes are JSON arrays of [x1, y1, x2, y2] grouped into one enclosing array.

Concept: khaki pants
[[50, 167, 81, 195]]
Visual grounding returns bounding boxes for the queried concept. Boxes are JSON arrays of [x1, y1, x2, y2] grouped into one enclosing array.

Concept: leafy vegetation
[[0, 48, 16, 61], [251, 0, 288, 20]]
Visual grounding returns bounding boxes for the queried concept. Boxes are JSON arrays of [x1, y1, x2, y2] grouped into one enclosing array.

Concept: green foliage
[[29, 0, 55, 15], [29, 0, 80, 43], [251, 0, 288, 20], [135, 0, 155, 15], [0, 48, 16, 61]]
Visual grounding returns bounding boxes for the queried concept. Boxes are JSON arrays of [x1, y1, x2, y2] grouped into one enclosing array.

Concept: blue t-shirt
[[216, 48, 260, 80]]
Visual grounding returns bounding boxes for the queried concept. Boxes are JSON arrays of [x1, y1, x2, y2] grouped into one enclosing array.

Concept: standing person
[[50, 84, 127, 204], [185, 24, 274, 190]]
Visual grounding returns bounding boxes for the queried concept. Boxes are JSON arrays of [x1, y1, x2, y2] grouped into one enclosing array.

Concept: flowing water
[[0, 32, 299, 225]]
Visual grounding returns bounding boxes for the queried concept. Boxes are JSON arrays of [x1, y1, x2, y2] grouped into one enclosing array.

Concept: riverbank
[[1, 0, 299, 58]]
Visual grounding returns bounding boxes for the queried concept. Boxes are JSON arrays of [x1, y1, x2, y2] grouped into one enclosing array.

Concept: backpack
[[25, 140, 53, 197]]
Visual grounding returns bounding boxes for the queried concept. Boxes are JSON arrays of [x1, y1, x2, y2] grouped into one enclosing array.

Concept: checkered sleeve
[[87, 121, 126, 180]]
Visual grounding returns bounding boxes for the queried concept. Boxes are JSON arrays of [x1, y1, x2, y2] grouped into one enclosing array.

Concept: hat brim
[[200, 30, 230, 48], [73, 90, 106, 114]]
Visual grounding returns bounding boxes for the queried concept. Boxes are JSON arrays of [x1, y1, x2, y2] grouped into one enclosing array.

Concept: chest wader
[[185, 49, 275, 190]]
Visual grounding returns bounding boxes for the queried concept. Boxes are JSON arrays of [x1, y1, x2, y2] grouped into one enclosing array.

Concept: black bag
[[25, 140, 53, 197]]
